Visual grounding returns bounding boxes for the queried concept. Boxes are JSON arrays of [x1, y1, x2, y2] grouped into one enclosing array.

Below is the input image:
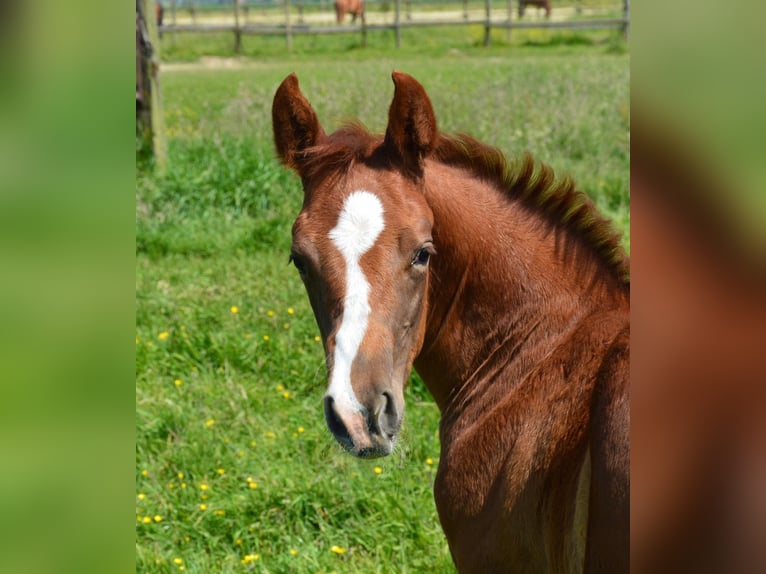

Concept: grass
[[137, 36, 629, 573]]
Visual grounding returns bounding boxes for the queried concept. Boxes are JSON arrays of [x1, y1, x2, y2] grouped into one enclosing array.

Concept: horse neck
[[413, 161, 628, 414]]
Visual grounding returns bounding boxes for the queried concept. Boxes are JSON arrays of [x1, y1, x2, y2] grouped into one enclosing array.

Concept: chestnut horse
[[272, 72, 629, 573], [519, 0, 551, 18], [334, 0, 364, 24]]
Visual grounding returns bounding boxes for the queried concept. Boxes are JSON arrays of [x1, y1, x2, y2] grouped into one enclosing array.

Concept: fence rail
[[158, 0, 629, 50]]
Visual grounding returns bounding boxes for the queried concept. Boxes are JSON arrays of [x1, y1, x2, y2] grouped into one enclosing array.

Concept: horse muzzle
[[323, 391, 401, 458]]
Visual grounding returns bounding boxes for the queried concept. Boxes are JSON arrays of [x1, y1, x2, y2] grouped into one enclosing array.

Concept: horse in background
[[272, 71, 629, 573], [334, 0, 365, 23], [519, 0, 551, 18]]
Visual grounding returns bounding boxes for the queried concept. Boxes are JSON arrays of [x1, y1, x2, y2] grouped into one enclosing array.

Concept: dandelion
[[289, 549, 298, 556], [276, 384, 284, 392], [141, 470, 149, 477], [314, 335, 321, 342], [234, 538, 243, 546], [158, 331, 170, 340], [297, 427, 305, 433], [244, 333, 252, 340], [136, 336, 140, 345], [287, 307, 295, 315], [265, 431, 276, 439], [142, 516, 152, 524], [282, 391, 292, 399], [426, 458, 434, 465], [217, 468, 225, 475], [205, 419, 215, 428], [180, 482, 187, 489], [174, 379, 183, 387], [214, 510, 226, 516], [374, 467, 383, 474], [237, 450, 245, 457], [177, 472, 184, 480], [199, 483, 209, 491], [179, 567, 185, 572], [267, 310, 275, 317], [230, 306, 239, 314], [167, 482, 175, 489], [330, 545, 347, 555], [248, 482, 258, 490], [146, 341, 154, 347], [201, 494, 208, 500], [263, 335, 270, 342], [223, 437, 230, 443], [283, 323, 290, 330], [199, 504, 207, 511], [137, 493, 146, 501], [241, 553, 260, 564], [173, 558, 183, 565], [250, 440, 257, 447], [153, 515, 163, 522]]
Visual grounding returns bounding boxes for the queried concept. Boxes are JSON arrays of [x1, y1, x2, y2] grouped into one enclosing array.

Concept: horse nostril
[[324, 396, 352, 446], [378, 392, 401, 439]]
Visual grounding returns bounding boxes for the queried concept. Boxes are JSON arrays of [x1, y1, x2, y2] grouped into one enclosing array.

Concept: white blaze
[[327, 190, 385, 412]]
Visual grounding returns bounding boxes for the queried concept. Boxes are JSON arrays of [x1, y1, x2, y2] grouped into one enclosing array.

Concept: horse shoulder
[[585, 323, 630, 573]]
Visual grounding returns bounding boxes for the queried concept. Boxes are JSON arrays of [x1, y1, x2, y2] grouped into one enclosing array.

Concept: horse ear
[[272, 73, 326, 171], [384, 71, 439, 178]]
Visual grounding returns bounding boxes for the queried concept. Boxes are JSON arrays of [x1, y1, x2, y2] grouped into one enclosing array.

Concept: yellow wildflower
[[314, 335, 321, 342], [217, 468, 225, 475], [199, 483, 209, 491], [173, 558, 183, 565], [283, 323, 290, 330], [136, 336, 140, 345], [250, 440, 257, 447], [214, 510, 225, 516], [205, 419, 215, 428], [289, 549, 298, 556], [241, 553, 260, 564], [199, 504, 207, 511], [142, 516, 152, 524], [276, 384, 284, 391], [234, 538, 243, 546], [158, 332, 169, 340], [248, 482, 258, 490], [180, 482, 187, 489], [263, 335, 270, 342], [282, 391, 292, 399], [177, 472, 184, 480], [265, 431, 276, 439], [153, 515, 163, 522], [174, 379, 183, 387], [330, 545, 347, 554], [230, 306, 239, 314], [287, 307, 295, 315], [298, 427, 305, 433], [179, 567, 185, 572], [426, 458, 434, 465], [140, 470, 149, 477], [137, 493, 146, 501], [267, 310, 275, 317], [167, 482, 175, 489], [374, 467, 383, 474]]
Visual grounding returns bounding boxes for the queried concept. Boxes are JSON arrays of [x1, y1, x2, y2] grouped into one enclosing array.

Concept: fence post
[[484, 0, 491, 47], [394, 0, 401, 48], [136, 0, 167, 172], [623, 0, 630, 41], [233, 0, 242, 54], [285, 0, 293, 51]]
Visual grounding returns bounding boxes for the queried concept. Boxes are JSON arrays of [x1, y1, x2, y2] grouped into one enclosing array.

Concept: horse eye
[[412, 247, 432, 266], [289, 253, 307, 276]]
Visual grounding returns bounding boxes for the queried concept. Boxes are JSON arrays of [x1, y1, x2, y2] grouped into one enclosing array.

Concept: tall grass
[[136, 47, 628, 573]]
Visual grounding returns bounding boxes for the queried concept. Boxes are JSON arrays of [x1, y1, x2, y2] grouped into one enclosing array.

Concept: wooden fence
[[158, 0, 629, 51]]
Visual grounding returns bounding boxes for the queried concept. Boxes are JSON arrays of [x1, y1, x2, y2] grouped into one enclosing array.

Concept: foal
[[272, 71, 629, 573]]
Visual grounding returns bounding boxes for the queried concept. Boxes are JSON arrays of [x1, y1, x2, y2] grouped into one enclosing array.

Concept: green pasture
[[137, 35, 629, 573]]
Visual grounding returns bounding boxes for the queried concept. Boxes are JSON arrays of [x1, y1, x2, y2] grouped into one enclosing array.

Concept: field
[[136, 30, 629, 573]]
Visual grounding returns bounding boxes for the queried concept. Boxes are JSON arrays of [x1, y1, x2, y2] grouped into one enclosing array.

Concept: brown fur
[[334, 0, 365, 24], [272, 71, 630, 573]]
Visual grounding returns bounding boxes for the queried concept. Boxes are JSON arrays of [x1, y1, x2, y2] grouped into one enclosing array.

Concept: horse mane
[[300, 124, 630, 285]]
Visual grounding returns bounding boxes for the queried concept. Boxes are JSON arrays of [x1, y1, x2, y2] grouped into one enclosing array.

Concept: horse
[[519, 0, 551, 18], [334, 0, 365, 23], [272, 71, 630, 573]]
